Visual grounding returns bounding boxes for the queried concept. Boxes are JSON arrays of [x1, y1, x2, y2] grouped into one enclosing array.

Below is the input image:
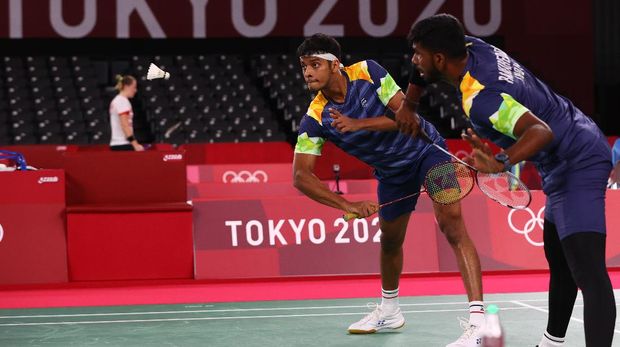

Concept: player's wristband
[[409, 64, 428, 88], [126, 135, 135, 142], [385, 108, 396, 121], [494, 153, 511, 172]]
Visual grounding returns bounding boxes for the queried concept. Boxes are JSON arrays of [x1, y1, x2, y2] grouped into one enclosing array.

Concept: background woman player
[[109, 75, 144, 151]]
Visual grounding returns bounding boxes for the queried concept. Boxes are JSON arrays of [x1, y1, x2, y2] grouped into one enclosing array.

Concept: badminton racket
[[343, 160, 475, 221], [419, 129, 532, 210]]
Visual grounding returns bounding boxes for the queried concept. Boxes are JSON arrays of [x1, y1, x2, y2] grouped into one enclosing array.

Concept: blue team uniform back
[[459, 36, 612, 237]]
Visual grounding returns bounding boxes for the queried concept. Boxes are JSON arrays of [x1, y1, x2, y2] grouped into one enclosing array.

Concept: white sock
[[468, 301, 485, 327], [538, 331, 565, 346], [381, 287, 399, 314]]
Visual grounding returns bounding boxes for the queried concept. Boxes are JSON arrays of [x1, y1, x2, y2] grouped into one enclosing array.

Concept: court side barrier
[[179, 142, 294, 165], [63, 151, 194, 281], [192, 189, 620, 279], [0, 170, 68, 285], [0, 145, 77, 169], [180, 142, 374, 180], [187, 179, 378, 200], [187, 163, 293, 184]]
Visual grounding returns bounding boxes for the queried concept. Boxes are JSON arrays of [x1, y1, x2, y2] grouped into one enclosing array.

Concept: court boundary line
[[512, 300, 620, 335], [0, 304, 603, 327], [0, 298, 552, 319]]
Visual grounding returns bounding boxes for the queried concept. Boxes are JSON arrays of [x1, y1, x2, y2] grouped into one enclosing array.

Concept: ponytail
[[115, 75, 136, 92]]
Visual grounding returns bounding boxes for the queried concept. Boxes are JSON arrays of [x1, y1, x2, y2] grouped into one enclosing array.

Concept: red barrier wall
[[64, 151, 194, 281], [187, 163, 293, 184], [67, 209, 193, 281], [180, 142, 293, 165], [192, 189, 620, 279], [0, 170, 68, 284], [64, 151, 188, 205]]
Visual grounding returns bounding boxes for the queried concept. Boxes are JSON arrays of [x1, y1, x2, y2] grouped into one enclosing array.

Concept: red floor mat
[[1, 270, 619, 309]]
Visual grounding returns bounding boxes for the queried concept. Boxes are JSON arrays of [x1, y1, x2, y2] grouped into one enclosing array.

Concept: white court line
[[0, 299, 551, 319], [512, 301, 620, 335], [0, 306, 542, 327]]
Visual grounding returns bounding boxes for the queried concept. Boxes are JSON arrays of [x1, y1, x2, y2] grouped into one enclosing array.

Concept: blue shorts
[[545, 156, 612, 240], [378, 142, 451, 221]]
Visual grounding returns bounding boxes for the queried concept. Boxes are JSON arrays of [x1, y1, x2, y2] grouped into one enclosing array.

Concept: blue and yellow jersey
[[460, 36, 608, 178], [295, 59, 442, 181]]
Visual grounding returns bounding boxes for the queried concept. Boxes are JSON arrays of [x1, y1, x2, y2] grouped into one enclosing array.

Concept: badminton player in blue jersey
[[399, 14, 615, 347], [293, 34, 486, 346]]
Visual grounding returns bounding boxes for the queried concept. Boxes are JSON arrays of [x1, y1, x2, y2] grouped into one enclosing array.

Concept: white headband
[[303, 53, 344, 68]]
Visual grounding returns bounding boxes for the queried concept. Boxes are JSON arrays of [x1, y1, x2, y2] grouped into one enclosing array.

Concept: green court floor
[[1, 291, 619, 346]]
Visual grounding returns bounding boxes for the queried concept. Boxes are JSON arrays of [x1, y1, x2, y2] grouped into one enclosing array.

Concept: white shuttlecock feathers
[[147, 63, 170, 80]]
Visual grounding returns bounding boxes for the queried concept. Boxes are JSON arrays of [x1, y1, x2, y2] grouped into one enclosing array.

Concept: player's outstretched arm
[[293, 152, 378, 217], [462, 112, 553, 172]]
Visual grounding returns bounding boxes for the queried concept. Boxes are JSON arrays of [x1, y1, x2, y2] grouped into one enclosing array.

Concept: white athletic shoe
[[347, 303, 405, 334], [446, 317, 483, 347]]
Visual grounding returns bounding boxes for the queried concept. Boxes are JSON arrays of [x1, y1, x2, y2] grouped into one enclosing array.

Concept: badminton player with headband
[[401, 14, 615, 347], [292, 34, 486, 346]]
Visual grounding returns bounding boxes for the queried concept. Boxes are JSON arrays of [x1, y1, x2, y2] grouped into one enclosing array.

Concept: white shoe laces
[[455, 317, 477, 341], [359, 303, 382, 323]]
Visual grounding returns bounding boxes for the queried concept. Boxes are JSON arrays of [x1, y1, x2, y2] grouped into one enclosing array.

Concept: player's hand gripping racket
[[418, 129, 532, 210], [343, 159, 476, 221]]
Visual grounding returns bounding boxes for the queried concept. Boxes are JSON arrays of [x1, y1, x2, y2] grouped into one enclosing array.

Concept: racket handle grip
[[343, 213, 359, 221]]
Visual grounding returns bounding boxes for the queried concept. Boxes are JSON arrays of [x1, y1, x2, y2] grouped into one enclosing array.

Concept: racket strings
[[475, 172, 531, 209], [423, 161, 475, 205]]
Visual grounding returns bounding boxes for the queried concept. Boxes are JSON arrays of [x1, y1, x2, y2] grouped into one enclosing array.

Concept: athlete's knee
[[379, 214, 409, 254], [379, 224, 405, 254], [434, 203, 466, 246], [562, 232, 611, 292], [380, 231, 405, 254], [570, 260, 610, 292]]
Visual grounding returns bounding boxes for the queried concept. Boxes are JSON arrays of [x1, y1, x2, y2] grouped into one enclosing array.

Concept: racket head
[[475, 170, 532, 209], [423, 161, 475, 205]]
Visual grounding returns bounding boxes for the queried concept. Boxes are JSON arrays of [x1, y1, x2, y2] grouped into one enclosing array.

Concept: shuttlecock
[[147, 63, 170, 80]]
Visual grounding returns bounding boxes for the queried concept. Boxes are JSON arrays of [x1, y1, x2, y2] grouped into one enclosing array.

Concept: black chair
[[70, 56, 91, 69], [11, 119, 35, 133], [37, 119, 62, 133], [49, 65, 72, 79], [174, 55, 196, 67], [5, 77, 28, 89], [12, 132, 37, 144], [89, 130, 110, 144], [153, 55, 174, 69], [62, 119, 86, 132], [59, 106, 84, 121], [38, 132, 64, 144], [31, 85, 54, 98], [34, 108, 59, 122], [8, 97, 33, 110], [65, 131, 89, 144], [186, 130, 210, 143], [83, 106, 106, 120], [48, 56, 69, 67]]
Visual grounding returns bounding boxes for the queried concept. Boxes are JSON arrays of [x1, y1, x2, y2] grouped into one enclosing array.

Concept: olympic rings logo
[[507, 206, 545, 247], [222, 170, 268, 183]]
